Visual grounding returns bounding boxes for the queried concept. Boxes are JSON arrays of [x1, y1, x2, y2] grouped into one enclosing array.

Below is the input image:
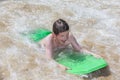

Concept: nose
[[62, 37, 67, 42], [61, 35, 68, 42]]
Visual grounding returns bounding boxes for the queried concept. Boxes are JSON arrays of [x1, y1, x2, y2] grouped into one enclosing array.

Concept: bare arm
[[44, 38, 53, 59], [70, 34, 101, 58], [45, 45, 53, 59], [45, 41, 71, 70], [70, 34, 82, 52], [41, 36, 69, 71]]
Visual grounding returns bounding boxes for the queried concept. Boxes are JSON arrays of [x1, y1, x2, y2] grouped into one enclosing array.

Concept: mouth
[[61, 40, 66, 43]]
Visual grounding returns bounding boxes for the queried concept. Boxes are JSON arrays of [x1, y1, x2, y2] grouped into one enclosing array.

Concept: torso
[[39, 33, 73, 58], [40, 33, 71, 52], [53, 39, 70, 51]]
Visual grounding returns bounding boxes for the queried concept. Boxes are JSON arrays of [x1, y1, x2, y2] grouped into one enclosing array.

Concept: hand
[[89, 52, 102, 58], [58, 64, 71, 71], [93, 54, 102, 58], [81, 49, 102, 58]]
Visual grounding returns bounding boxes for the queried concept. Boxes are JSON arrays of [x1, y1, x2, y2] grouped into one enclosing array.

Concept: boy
[[39, 19, 100, 70]]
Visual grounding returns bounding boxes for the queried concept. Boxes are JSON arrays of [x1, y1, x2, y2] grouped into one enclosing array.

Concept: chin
[[61, 41, 65, 44]]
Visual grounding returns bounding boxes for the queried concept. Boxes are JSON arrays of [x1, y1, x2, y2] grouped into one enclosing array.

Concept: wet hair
[[53, 19, 69, 35]]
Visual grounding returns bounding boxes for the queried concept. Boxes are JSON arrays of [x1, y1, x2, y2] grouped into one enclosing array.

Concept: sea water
[[0, 0, 120, 80]]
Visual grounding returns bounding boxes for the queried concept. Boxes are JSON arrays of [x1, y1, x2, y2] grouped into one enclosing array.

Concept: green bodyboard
[[24, 28, 52, 42], [55, 51, 107, 75]]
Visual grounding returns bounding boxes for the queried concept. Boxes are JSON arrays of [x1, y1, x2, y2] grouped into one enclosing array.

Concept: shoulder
[[40, 33, 53, 47], [68, 32, 77, 43], [69, 32, 75, 40]]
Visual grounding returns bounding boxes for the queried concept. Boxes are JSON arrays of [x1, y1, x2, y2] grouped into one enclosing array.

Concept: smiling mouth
[[61, 40, 66, 43]]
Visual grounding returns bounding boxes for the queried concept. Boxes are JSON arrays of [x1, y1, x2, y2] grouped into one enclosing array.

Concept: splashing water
[[0, 0, 120, 80]]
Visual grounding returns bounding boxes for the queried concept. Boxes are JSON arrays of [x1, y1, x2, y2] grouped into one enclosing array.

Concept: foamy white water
[[0, 0, 120, 80]]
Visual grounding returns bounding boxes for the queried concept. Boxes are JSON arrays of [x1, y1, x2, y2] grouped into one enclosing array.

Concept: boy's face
[[55, 31, 69, 44]]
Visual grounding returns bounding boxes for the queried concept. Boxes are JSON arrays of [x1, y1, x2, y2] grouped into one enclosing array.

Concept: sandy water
[[0, 0, 120, 80]]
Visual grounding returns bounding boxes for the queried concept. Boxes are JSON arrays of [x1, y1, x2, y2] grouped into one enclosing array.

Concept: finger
[[66, 67, 72, 70]]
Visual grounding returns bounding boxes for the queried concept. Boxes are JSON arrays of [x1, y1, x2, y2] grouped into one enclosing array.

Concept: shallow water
[[0, 0, 120, 80]]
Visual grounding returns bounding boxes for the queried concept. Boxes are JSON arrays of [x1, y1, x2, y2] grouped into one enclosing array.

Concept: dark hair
[[53, 19, 69, 35]]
